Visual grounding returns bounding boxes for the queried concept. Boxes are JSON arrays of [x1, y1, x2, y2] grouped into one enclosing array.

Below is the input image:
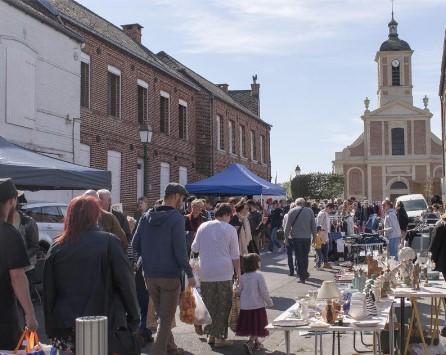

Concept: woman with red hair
[[43, 195, 139, 354]]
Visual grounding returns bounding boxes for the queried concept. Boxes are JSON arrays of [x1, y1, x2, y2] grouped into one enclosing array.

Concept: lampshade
[[316, 281, 340, 301]]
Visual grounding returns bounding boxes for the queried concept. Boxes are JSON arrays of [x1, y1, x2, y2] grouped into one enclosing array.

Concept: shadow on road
[[271, 296, 296, 311]]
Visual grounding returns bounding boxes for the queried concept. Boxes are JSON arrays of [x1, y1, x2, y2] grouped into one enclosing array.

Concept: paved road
[[34, 251, 446, 354]]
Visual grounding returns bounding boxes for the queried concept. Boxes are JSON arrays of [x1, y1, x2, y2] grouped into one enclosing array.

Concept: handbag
[[0, 330, 47, 355], [228, 284, 240, 332]]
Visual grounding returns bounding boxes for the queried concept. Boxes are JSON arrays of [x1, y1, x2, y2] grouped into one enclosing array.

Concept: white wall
[[0, 2, 82, 203]]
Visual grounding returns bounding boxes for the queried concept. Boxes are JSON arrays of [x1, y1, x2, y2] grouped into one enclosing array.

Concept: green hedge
[[290, 173, 344, 200]]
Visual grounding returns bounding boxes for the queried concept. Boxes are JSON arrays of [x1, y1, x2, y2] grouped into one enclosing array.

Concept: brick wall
[[211, 98, 270, 180], [70, 27, 197, 213], [413, 120, 426, 155], [371, 166, 383, 201], [370, 121, 382, 155]]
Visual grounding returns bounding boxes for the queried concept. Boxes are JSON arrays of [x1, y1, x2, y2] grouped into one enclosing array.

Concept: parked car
[[21, 202, 67, 257], [396, 194, 429, 228]]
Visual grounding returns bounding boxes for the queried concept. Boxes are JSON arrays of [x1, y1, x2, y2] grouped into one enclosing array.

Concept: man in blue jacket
[[133, 183, 196, 355]]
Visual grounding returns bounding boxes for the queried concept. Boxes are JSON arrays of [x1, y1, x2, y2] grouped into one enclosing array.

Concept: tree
[[290, 173, 344, 200]]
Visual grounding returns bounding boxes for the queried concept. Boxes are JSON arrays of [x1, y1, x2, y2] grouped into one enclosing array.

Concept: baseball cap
[[0, 178, 18, 202], [165, 183, 188, 197]]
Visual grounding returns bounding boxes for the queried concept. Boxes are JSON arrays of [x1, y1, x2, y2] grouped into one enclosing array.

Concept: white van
[[395, 194, 428, 219]]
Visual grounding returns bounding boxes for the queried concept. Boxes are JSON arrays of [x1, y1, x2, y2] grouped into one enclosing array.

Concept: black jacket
[[429, 223, 446, 274], [112, 210, 132, 242], [397, 207, 409, 231], [43, 229, 139, 339]]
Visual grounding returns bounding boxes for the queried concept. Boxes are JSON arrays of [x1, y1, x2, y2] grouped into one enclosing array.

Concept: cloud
[[144, 0, 446, 54]]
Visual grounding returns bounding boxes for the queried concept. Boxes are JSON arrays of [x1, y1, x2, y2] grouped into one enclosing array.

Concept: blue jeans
[[269, 227, 282, 252], [388, 237, 399, 260], [293, 238, 311, 280], [316, 243, 328, 267]]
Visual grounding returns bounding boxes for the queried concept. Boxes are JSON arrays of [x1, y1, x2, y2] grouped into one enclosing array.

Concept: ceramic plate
[[273, 319, 309, 327], [352, 320, 381, 327]]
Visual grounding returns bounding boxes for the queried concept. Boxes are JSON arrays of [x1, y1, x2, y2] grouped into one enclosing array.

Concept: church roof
[[379, 15, 411, 52]]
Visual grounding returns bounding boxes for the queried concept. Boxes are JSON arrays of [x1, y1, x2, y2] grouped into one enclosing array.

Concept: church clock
[[391, 59, 400, 67]]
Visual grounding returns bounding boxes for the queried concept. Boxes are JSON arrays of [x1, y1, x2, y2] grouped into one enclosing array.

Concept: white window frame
[[80, 53, 91, 108], [160, 162, 170, 198], [160, 91, 170, 134], [179, 166, 188, 186], [137, 80, 149, 125], [179, 100, 188, 140], [228, 120, 234, 154], [107, 65, 121, 118]]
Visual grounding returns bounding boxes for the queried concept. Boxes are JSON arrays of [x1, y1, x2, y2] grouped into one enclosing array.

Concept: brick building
[[333, 15, 442, 202], [157, 52, 271, 180], [32, 0, 272, 213]]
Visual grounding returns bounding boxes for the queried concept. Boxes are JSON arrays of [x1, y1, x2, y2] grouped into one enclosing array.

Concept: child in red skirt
[[236, 253, 273, 354]]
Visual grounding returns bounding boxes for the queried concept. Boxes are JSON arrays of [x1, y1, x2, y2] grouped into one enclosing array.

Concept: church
[[333, 14, 443, 202]]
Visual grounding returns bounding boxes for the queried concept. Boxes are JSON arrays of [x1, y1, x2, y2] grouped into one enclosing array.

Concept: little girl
[[236, 253, 273, 354]]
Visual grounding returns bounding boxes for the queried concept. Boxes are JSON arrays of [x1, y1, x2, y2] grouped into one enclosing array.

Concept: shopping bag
[[192, 288, 212, 325], [189, 257, 200, 289], [228, 285, 240, 332], [179, 286, 196, 324], [0, 330, 48, 354]]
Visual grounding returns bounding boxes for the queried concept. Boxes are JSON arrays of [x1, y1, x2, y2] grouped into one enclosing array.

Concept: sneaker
[[214, 338, 233, 348], [207, 336, 215, 345], [288, 271, 295, 276]]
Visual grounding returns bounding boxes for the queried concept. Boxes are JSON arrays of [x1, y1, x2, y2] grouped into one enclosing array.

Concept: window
[[160, 162, 170, 198], [80, 55, 90, 108], [229, 120, 236, 154], [160, 91, 170, 134], [392, 65, 400, 86], [240, 125, 246, 157], [25, 206, 65, 223], [391, 128, 405, 155], [260, 135, 265, 164], [107, 66, 121, 117], [107, 150, 122, 203], [250, 130, 256, 161], [216, 115, 224, 150], [179, 100, 187, 139], [179, 166, 188, 186], [137, 80, 148, 125]]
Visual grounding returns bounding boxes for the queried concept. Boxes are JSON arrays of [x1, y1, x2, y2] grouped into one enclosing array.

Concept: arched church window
[[390, 181, 407, 190], [391, 128, 404, 155], [392, 65, 400, 86]]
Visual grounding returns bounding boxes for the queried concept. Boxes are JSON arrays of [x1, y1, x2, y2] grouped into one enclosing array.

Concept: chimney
[[217, 84, 229, 93], [122, 23, 143, 44], [251, 74, 260, 97]]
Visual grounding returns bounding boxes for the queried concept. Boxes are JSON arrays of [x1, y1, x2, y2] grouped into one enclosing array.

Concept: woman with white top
[[191, 203, 241, 348]]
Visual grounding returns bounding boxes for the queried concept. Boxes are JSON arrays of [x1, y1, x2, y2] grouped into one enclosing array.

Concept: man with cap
[[132, 183, 196, 355], [0, 178, 38, 349]]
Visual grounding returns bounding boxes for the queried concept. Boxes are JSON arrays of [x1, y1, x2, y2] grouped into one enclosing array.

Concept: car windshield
[[402, 199, 428, 212]]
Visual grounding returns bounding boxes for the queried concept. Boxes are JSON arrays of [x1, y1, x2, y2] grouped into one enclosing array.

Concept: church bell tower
[[375, 13, 413, 107]]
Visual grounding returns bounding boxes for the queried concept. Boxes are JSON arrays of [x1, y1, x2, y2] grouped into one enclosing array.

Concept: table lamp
[[317, 281, 340, 324]]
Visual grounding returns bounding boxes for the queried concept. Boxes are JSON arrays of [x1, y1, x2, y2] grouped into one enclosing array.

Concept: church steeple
[[375, 10, 413, 107]]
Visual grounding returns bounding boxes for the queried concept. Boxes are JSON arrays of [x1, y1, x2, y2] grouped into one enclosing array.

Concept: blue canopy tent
[[186, 163, 285, 196], [0, 136, 111, 191]]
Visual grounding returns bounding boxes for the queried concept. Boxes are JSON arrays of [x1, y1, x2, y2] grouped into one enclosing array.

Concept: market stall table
[[266, 298, 394, 355], [393, 281, 446, 355]]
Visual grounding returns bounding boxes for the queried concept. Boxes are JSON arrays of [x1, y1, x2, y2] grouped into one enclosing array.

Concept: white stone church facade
[[333, 15, 443, 202]]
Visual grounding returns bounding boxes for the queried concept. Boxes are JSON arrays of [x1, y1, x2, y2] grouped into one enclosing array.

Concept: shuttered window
[[240, 125, 246, 157], [179, 104, 187, 139], [80, 61, 89, 108], [107, 71, 121, 117], [160, 95, 169, 134], [251, 130, 256, 161], [137, 85, 147, 125]]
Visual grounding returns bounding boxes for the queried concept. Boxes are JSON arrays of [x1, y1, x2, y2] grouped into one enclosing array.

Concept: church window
[[390, 181, 407, 190], [392, 65, 400, 86], [391, 128, 404, 155]]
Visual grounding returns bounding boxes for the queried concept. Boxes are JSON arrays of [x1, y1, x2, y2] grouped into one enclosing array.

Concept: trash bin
[[76, 316, 107, 355]]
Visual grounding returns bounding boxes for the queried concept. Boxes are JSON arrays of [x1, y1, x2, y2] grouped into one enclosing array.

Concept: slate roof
[[45, 0, 199, 90], [380, 37, 411, 52], [228, 90, 259, 116], [4, 0, 83, 42], [157, 51, 270, 127]]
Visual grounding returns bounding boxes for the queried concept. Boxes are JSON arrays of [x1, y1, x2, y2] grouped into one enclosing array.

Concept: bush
[[291, 173, 344, 200]]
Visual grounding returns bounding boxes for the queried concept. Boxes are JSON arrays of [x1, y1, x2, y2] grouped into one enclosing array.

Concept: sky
[[78, 0, 446, 183]]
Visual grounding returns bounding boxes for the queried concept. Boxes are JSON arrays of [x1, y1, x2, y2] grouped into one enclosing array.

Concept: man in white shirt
[[191, 203, 241, 348], [381, 200, 401, 259]]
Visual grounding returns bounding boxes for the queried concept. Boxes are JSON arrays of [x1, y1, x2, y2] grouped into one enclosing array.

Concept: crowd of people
[[2, 174, 446, 354]]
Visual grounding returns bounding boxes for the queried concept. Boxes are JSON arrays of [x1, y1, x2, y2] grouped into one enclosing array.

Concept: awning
[[0, 136, 111, 190]]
